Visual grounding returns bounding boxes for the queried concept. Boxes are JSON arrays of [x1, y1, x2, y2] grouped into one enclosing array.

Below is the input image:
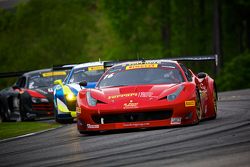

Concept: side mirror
[[197, 72, 207, 79], [79, 80, 88, 87], [54, 79, 63, 85]]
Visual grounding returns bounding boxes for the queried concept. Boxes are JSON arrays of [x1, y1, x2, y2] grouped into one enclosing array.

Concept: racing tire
[[211, 87, 218, 119], [79, 130, 100, 135], [19, 103, 28, 122], [195, 89, 202, 123], [2, 107, 11, 122], [55, 117, 74, 124]]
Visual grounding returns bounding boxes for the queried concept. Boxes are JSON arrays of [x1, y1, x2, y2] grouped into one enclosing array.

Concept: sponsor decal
[[138, 92, 153, 97], [42, 71, 66, 77], [123, 123, 150, 127], [171, 117, 182, 124], [108, 92, 154, 100], [185, 100, 196, 107], [125, 64, 158, 70], [88, 66, 104, 71], [108, 93, 138, 99], [123, 100, 138, 109], [87, 124, 99, 129]]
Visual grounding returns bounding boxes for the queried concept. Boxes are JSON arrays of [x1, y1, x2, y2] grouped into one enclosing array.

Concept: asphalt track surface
[[0, 89, 249, 167]]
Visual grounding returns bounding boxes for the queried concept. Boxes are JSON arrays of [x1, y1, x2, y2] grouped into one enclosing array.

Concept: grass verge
[[0, 122, 61, 140]]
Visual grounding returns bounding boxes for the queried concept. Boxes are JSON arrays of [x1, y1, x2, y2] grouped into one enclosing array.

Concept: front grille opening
[[92, 110, 173, 124]]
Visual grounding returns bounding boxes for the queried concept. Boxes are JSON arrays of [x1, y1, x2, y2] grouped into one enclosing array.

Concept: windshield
[[68, 66, 104, 84], [28, 71, 67, 89], [98, 63, 184, 88]]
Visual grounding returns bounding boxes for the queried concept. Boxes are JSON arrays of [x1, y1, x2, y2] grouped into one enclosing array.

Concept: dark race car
[[0, 68, 70, 121]]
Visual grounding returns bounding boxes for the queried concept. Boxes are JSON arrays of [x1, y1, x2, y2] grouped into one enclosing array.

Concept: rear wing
[[104, 61, 121, 68], [52, 64, 76, 71], [163, 54, 218, 66], [0, 64, 76, 79], [104, 54, 218, 68], [0, 71, 29, 78]]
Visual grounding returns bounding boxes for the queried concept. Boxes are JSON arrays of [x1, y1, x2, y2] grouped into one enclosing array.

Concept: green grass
[[0, 122, 61, 140]]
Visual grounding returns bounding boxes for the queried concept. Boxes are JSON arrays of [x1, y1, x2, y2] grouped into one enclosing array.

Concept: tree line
[[0, 0, 250, 90]]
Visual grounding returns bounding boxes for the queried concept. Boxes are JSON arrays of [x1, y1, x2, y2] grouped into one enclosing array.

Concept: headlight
[[86, 91, 97, 106], [31, 97, 49, 103], [66, 92, 76, 101], [167, 85, 184, 101]]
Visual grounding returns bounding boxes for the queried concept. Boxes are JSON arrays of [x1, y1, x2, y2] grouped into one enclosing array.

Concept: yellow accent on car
[[57, 99, 70, 113], [66, 92, 76, 101], [63, 86, 76, 101], [185, 100, 196, 107], [42, 71, 66, 77]]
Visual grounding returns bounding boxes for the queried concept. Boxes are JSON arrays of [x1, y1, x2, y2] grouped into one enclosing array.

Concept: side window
[[20, 77, 26, 88], [16, 77, 26, 88], [180, 64, 193, 82]]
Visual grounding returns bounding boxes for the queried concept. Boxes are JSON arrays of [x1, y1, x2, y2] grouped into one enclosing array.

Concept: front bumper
[[77, 100, 198, 132]]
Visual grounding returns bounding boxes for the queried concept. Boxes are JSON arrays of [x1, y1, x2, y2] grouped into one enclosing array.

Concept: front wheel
[[79, 130, 100, 135], [195, 89, 202, 122], [56, 117, 74, 124], [211, 88, 217, 119]]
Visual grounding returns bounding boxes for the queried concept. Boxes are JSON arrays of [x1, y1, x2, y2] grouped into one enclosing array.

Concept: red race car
[[76, 57, 217, 134]]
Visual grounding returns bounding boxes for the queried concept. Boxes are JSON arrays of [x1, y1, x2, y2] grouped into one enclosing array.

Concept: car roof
[[22, 68, 53, 76]]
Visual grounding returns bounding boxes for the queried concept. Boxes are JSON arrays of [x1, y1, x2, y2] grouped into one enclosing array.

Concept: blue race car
[[53, 62, 105, 123]]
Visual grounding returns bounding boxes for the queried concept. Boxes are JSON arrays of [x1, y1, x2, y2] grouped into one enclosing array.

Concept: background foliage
[[0, 0, 250, 91]]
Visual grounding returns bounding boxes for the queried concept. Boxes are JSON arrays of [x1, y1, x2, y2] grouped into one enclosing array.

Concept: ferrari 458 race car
[[76, 58, 217, 133], [53, 62, 106, 123], [0, 67, 71, 121]]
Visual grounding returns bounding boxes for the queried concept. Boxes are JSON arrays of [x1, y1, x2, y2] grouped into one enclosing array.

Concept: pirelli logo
[[125, 64, 158, 70], [88, 66, 104, 71], [42, 71, 66, 77], [185, 100, 196, 107]]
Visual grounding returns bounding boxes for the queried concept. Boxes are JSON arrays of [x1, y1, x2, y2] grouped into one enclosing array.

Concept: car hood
[[91, 84, 184, 103], [67, 82, 96, 95]]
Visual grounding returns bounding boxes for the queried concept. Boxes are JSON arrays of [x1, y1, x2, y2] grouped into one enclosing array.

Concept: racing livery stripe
[[57, 98, 70, 113]]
